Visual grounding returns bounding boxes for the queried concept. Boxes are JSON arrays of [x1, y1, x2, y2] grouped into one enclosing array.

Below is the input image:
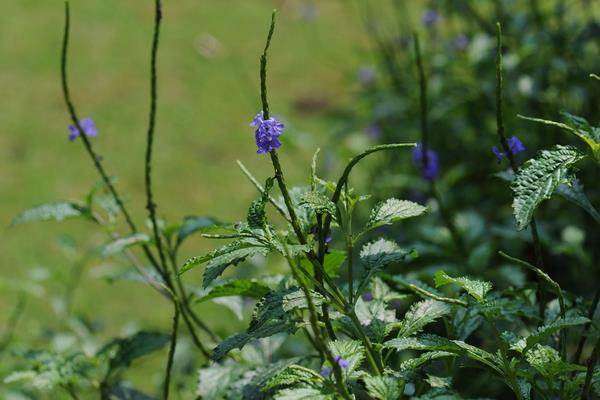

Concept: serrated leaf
[[102, 233, 151, 257], [97, 331, 170, 373], [328, 340, 365, 375], [360, 239, 414, 272], [397, 300, 451, 337], [193, 279, 271, 303], [212, 320, 298, 361], [197, 364, 239, 399], [399, 351, 456, 371], [384, 334, 502, 373], [180, 239, 270, 287], [511, 316, 589, 353], [363, 375, 403, 400], [298, 191, 336, 217], [12, 202, 92, 225], [251, 288, 323, 331], [248, 177, 274, 229], [365, 198, 427, 231], [274, 387, 334, 400], [525, 344, 585, 379], [511, 145, 584, 230], [556, 178, 600, 224], [434, 271, 492, 303], [264, 365, 324, 391]]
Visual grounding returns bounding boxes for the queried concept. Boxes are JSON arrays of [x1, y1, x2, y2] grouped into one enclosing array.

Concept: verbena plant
[[4, 2, 600, 400]]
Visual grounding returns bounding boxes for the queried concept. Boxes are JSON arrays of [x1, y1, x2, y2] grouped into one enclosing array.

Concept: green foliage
[[396, 299, 451, 337], [363, 375, 403, 400], [12, 201, 93, 225], [509, 316, 589, 353], [98, 331, 170, 375], [511, 145, 584, 230], [365, 198, 427, 232], [298, 191, 336, 218], [434, 271, 492, 303], [102, 233, 151, 256]]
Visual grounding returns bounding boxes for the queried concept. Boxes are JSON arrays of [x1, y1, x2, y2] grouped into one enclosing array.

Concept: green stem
[[581, 336, 600, 399], [574, 286, 600, 364], [61, 2, 165, 281], [488, 319, 524, 400], [163, 302, 180, 400]]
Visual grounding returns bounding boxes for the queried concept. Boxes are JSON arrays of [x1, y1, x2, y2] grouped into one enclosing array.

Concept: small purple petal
[[251, 112, 285, 154], [68, 117, 97, 141], [492, 146, 504, 163], [453, 33, 469, 50], [412, 143, 439, 181], [508, 136, 525, 155], [334, 356, 350, 369], [422, 10, 440, 27], [320, 366, 332, 378], [362, 292, 374, 302]]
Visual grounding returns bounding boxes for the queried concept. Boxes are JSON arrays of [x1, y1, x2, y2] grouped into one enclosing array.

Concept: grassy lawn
[[0, 0, 373, 355]]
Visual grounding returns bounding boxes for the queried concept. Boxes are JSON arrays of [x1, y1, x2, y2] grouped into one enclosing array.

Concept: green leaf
[[328, 340, 365, 375], [250, 288, 323, 331], [360, 239, 414, 272], [511, 316, 589, 353], [212, 320, 298, 361], [12, 202, 92, 225], [180, 238, 270, 287], [298, 191, 336, 217], [434, 271, 492, 303], [97, 331, 170, 373], [274, 387, 334, 400], [102, 233, 151, 257], [196, 364, 240, 399], [105, 383, 158, 400], [365, 198, 427, 231], [525, 344, 585, 379], [511, 145, 584, 230], [323, 250, 346, 278], [397, 300, 451, 337], [555, 178, 600, 224], [193, 279, 271, 303], [248, 177, 274, 229], [264, 365, 324, 391], [384, 334, 502, 373], [399, 351, 456, 371], [363, 375, 404, 400], [175, 216, 223, 246]]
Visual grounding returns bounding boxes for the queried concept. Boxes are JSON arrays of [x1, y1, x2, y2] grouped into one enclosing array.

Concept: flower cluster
[[492, 135, 525, 163], [68, 117, 97, 141], [250, 112, 285, 154], [320, 356, 350, 378], [422, 9, 440, 27], [412, 143, 439, 181]]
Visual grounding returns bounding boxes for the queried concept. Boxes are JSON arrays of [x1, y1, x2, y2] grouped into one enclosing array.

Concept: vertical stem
[[581, 337, 600, 399], [574, 286, 600, 364], [488, 319, 524, 400], [144, 0, 170, 277], [163, 302, 180, 400], [60, 1, 165, 281], [495, 23, 546, 318]]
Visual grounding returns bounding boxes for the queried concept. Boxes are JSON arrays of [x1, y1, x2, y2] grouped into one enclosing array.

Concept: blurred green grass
[[0, 1, 371, 343]]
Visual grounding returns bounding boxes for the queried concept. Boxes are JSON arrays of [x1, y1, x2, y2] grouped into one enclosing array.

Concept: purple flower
[[320, 366, 332, 378], [492, 136, 525, 163], [422, 10, 440, 27], [492, 146, 504, 163], [310, 224, 332, 244], [508, 136, 525, 154], [366, 124, 382, 139], [453, 33, 469, 50], [412, 143, 439, 181], [68, 117, 97, 142], [334, 356, 349, 369], [362, 292, 374, 302], [358, 66, 376, 85], [250, 112, 285, 154]]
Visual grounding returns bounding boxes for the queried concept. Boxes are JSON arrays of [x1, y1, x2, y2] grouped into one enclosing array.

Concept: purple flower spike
[[508, 136, 525, 155], [362, 292, 374, 302], [422, 10, 440, 27], [412, 143, 439, 181], [334, 356, 350, 369], [68, 117, 97, 142], [320, 366, 332, 378], [492, 146, 504, 163], [250, 112, 285, 154], [492, 136, 525, 163], [454, 33, 469, 50]]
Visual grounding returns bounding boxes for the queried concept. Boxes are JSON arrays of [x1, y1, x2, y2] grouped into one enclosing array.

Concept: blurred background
[[1, 0, 599, 398]]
